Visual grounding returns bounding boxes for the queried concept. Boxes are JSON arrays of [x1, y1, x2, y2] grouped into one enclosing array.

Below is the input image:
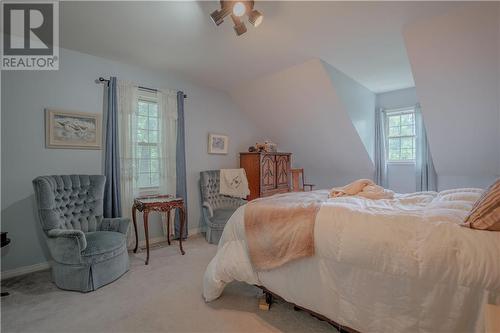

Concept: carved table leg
[[132, 205, 139, 253], [179, 206, 186, 255], [144, 210, 150, 265], [166, 208, 171, 246]]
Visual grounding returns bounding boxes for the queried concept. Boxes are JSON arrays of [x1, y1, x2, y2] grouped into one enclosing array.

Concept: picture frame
[[45, 109, 102, 149], [208, 133, 229, 154]]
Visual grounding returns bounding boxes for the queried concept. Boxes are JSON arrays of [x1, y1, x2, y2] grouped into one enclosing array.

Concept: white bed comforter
[[203, 188, 500, 333]]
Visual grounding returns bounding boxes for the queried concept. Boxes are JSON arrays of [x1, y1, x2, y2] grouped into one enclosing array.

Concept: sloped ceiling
[[59, 1, 463, 93], [404, 3, 500, 180], [322, 61, 375, 162], [230, 59, 374, 188]]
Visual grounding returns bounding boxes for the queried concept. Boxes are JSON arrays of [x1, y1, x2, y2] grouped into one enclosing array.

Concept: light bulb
[[232, 2, 246, 17]]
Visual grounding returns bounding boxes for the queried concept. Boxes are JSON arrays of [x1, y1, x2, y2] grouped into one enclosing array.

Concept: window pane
[[388, 138, 400, 150], [150, 159, 159, 173], [137, 129, 148, 143], [388, 115, 400, 127], [401, 113, 414, 125], [138, 102, 148, 116], [138, 173, 150, 187], [389, 149, 400, 161], [148, 117, 158, 130], [149, 103, 158, 117], [149, 130, 158, 143], [150, 146, 159, 159], [137, 145, 150, 159], [137, 116, 148, 130], [401, 137, 413, 149], [150, 173, 159, 187], [389, 126, 400, 137], [139, 159, 150, 173], [401, 125, 413, 136], [388, 138, 400, 161], [401, 149, 413, 160]]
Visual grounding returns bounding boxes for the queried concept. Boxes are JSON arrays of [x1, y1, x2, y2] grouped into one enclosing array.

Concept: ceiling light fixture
[[209, 1, 263, 36]]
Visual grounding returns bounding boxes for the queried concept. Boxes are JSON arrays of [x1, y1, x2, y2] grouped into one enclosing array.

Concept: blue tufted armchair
[[32, 175, 130, 292], [200, 170, 247, 244]]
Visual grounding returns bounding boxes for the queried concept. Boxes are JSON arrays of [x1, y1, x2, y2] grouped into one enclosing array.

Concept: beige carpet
[[1, 235, 337, 333]]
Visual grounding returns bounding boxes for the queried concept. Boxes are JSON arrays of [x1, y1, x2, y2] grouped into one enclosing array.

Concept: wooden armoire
[[240, 152, 291, 200]]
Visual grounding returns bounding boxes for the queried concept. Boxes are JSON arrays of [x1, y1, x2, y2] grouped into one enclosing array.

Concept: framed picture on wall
[[208, 133, 229, 154], [45, 109, 102, 149]]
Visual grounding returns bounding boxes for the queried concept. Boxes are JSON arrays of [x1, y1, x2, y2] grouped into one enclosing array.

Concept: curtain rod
[[98, 77, 187, 98]]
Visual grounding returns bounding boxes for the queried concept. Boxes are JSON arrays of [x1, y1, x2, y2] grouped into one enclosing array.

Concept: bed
[[203, 188, 500, 333]]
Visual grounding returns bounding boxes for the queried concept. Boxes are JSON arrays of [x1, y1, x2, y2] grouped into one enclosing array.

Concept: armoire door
[[260, 154, 276, 191], [276, 155, 289, 188]]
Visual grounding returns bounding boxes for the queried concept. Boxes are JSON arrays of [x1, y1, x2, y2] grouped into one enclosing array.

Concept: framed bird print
[[45, 109, 102, 149]]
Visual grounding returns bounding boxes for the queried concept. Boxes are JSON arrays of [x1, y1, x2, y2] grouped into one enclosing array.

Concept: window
[[136, 91, 160, 189], [385, 107, 416, 162]]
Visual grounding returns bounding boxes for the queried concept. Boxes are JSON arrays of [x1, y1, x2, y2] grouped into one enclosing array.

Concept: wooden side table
[[132, 195, 186, 265]]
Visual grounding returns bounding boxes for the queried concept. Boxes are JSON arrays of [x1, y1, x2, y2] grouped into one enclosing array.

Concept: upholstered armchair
[[200, 170, 247, 244], [32, 175, 129, 292]]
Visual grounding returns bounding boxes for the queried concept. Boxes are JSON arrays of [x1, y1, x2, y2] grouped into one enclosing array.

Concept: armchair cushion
[[82, 231, 126, 264], [47, 229, 87, 265], [202, 201, 214, 218], [100, 217, 130, 235], [208, 208, 239, 228]]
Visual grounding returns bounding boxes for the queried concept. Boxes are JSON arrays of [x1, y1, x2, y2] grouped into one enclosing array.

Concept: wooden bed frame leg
[[265, 291, 273, 306], [259, 291, 273, 311]]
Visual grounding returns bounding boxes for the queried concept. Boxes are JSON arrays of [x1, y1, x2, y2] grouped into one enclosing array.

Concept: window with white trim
[[385, 107, 416, 162], [136, 91, 160, 190]]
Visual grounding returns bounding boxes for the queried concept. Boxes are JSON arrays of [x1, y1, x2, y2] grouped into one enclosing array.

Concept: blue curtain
[[374, 108, 388, 187], [103, 77, 122, 218], [175, 91, 188, 239], [415, 104, 437, 191]]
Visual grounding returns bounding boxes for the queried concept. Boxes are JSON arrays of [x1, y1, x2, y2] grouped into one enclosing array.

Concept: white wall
[[404, 3, 500, 189], [231, 59, 374, 190], [1, 48, 262, 272], [376, 87, 418, 193]]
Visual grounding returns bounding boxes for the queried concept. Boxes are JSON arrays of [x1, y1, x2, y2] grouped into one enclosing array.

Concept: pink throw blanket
[[244, 191, 328, 271]]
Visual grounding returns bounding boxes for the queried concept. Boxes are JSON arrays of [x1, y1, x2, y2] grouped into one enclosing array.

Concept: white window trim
[[137, 91, 161, 192], [384, 106, 416, 164]]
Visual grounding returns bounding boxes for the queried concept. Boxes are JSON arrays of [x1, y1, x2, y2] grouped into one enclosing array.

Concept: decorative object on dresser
[[290, 168, 315, 192], [240, 152, 291, 200], [45, 109, 102, 149], [250, 141, 277, 153], [208, 133, 229, 154], [132, 195, 186, 265]]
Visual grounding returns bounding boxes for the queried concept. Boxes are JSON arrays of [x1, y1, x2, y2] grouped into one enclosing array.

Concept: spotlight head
[[231, 14, 247, 36], [210, 9, 226, 26], [248, 9, 263, 27], [232, 1, 246, 17]]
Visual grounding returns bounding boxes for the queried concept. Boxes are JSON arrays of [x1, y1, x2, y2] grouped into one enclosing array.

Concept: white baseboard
[[1, 229, 202, 280], [1, 262, 51, 280]]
